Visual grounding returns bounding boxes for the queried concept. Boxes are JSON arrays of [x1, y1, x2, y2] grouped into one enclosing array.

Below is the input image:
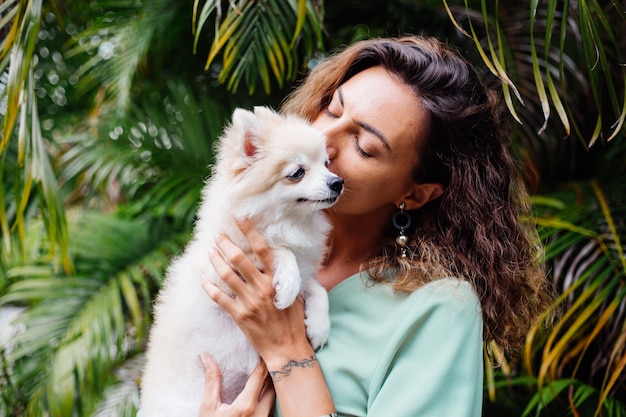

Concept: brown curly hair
[[281, 36, 553, 355]]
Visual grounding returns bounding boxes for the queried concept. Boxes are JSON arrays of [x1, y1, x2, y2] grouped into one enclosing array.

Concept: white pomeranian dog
[[140, 106, 343, 416]]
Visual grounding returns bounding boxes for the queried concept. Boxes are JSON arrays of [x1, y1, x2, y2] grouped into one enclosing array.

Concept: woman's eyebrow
[[360, 122, 391, 152], [338, 87, 391, 153]]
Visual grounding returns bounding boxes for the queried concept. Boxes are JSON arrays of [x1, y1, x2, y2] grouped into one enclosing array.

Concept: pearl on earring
[[392, 202, 412, 258]]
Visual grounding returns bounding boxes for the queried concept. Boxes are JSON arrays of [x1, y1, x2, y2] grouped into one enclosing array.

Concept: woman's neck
[[317, 211, 390, 291]]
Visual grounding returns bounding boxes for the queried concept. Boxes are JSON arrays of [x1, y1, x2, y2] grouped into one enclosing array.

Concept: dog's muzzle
[[297, 176, 344, 205], [328, 176, 344, 195], [325, 176, 344, 204]]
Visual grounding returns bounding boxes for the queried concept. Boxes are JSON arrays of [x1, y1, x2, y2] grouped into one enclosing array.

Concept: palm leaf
[[520, 378, 626, 417], [1, 210, 184, 415], [447, 0, 626, 147], [1, 0, 40, 152], [65, 0, 183, 114], [193, 0, 324, 94], [0, 0, 72, 270], [56, 78, 229, 226], [92, 355, 144, 417], [524, 178, 626, 413]]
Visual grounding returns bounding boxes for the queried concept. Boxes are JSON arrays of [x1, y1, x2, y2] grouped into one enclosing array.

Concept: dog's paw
[[305, 311, 331, 350], [300, 278, 330, 349], [303, 288, 330, 349], [274, 278, 300, 309], [272, 248, 301, 309]]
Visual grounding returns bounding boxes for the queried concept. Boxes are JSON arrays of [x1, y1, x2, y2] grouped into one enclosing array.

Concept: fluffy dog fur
[[140, 106, 343, 416]]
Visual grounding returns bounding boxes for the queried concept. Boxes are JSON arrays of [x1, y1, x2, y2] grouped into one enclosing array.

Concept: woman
[[199, 36, 552, 417]]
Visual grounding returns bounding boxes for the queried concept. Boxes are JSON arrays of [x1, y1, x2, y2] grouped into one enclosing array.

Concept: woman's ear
[[401, 182, 444, 210]]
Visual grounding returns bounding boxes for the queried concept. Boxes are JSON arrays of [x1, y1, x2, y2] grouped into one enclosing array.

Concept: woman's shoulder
[[334, 273, 481, 319], [414, 277, 479, 302], [408, 277, 482, 316]]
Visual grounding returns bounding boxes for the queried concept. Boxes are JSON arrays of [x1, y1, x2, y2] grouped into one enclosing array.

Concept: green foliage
[[192, 0, 324, 93], [440, 3, 626, 410], [1, 211, 185, 415], [484, 374, 626, 416], [0, 0, 70, 270], [443, 0, 626, 148], [1, 0, 625, 415], [523, 179, 626, 414]]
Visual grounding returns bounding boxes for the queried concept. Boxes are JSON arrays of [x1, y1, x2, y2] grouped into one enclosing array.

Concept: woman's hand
[[199, 353, 275, 417], [202, 218, 310, 364], [202, 218, 336, 416]]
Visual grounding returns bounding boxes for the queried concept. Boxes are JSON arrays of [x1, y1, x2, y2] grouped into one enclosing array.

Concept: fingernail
[[199, 352, 210, 366], [233, 214, 245, 224]]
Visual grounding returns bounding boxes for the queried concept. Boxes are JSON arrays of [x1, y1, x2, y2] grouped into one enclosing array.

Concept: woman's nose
[[326, 139, 337, 160], [313, 119, 339, 160], [321, 126, 339, 160]]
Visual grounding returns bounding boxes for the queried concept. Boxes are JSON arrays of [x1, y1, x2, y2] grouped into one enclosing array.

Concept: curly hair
[[281, 36, 553, 355]]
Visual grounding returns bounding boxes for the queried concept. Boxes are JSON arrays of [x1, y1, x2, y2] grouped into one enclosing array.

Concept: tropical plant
[[493, 176, 626, 417], [0, 73, 237, 415], [1, 0, 625, 416], [443, 0, 626, 148], [1, 0, 70, 268], [443, 1, 626, 415], [192, 0, 324, 93], [1, 210, 185, 416], [1, 0, 328, 413]]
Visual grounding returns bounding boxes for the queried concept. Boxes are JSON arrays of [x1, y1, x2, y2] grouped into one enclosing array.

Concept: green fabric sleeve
[[365, 279, 483, 416], [273, 276, 484, 417]]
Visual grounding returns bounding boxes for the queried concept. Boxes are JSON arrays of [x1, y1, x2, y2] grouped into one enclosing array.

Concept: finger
[[256, 377, 276, 416], [201, 273, 236, 313], [234, 218, 275, 276], [208, 245, 247, 293], [233, 359, 270, 407], [213, 233, 263, 284], [198, 353, 223, 413]]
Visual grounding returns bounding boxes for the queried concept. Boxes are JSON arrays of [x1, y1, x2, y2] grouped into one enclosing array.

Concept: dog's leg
[[300, 278, 331, 349], [271, 247, 301, 309]]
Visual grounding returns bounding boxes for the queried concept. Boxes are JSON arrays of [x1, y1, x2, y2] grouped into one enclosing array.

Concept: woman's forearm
[[206, 223, 336, 416], [264, 342, 335, 417]]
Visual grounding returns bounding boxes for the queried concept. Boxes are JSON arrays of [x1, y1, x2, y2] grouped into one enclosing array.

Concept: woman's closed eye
[[354, 137, 373, 158], [324, 108, 339, 118], [324, 106, 374, 158]]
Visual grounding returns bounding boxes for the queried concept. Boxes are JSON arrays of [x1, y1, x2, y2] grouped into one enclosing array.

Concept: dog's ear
[[231, 108, 261, 158], [243, 130, 258, 158], [252, 106, 280, 121], [231, 106, 280, 160]]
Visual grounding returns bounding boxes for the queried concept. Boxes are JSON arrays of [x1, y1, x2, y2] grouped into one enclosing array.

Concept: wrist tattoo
[[269, 355, 318, 383]]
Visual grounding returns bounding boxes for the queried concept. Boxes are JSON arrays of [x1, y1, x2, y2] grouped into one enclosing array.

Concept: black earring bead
[[392, 204, 412, 258]]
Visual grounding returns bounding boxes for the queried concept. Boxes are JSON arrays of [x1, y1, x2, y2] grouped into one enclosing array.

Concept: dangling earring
[[392, 202, 412, 258]]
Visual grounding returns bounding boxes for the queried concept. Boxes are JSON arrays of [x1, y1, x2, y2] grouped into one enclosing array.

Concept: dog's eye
[[288, 167, 306, 181], [325, 159, 330, 167]]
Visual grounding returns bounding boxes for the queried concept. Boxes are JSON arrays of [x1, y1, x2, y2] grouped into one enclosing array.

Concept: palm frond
[[0, 0, 19, 62], [92, 355, 144, 417], [1, 0, 40, 150], [193, 0, 324, 94], [524, 178, 626, 413], [0, 210, 185, 415], [444, 0, 626, 148], [56, 78, 230, 227], [519, 378, 626, 417], [65, 0, 184, 115], [0, 0, 71, 270]]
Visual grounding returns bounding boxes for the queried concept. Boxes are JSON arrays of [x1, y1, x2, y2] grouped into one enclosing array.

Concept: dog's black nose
[[329, 177, 344, 194]]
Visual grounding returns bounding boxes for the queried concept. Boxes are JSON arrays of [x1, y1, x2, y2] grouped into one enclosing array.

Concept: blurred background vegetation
[[0, 0, 624, 416]]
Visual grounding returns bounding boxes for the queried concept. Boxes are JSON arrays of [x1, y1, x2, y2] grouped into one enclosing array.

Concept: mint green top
[[275, 274, 484, 417]]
